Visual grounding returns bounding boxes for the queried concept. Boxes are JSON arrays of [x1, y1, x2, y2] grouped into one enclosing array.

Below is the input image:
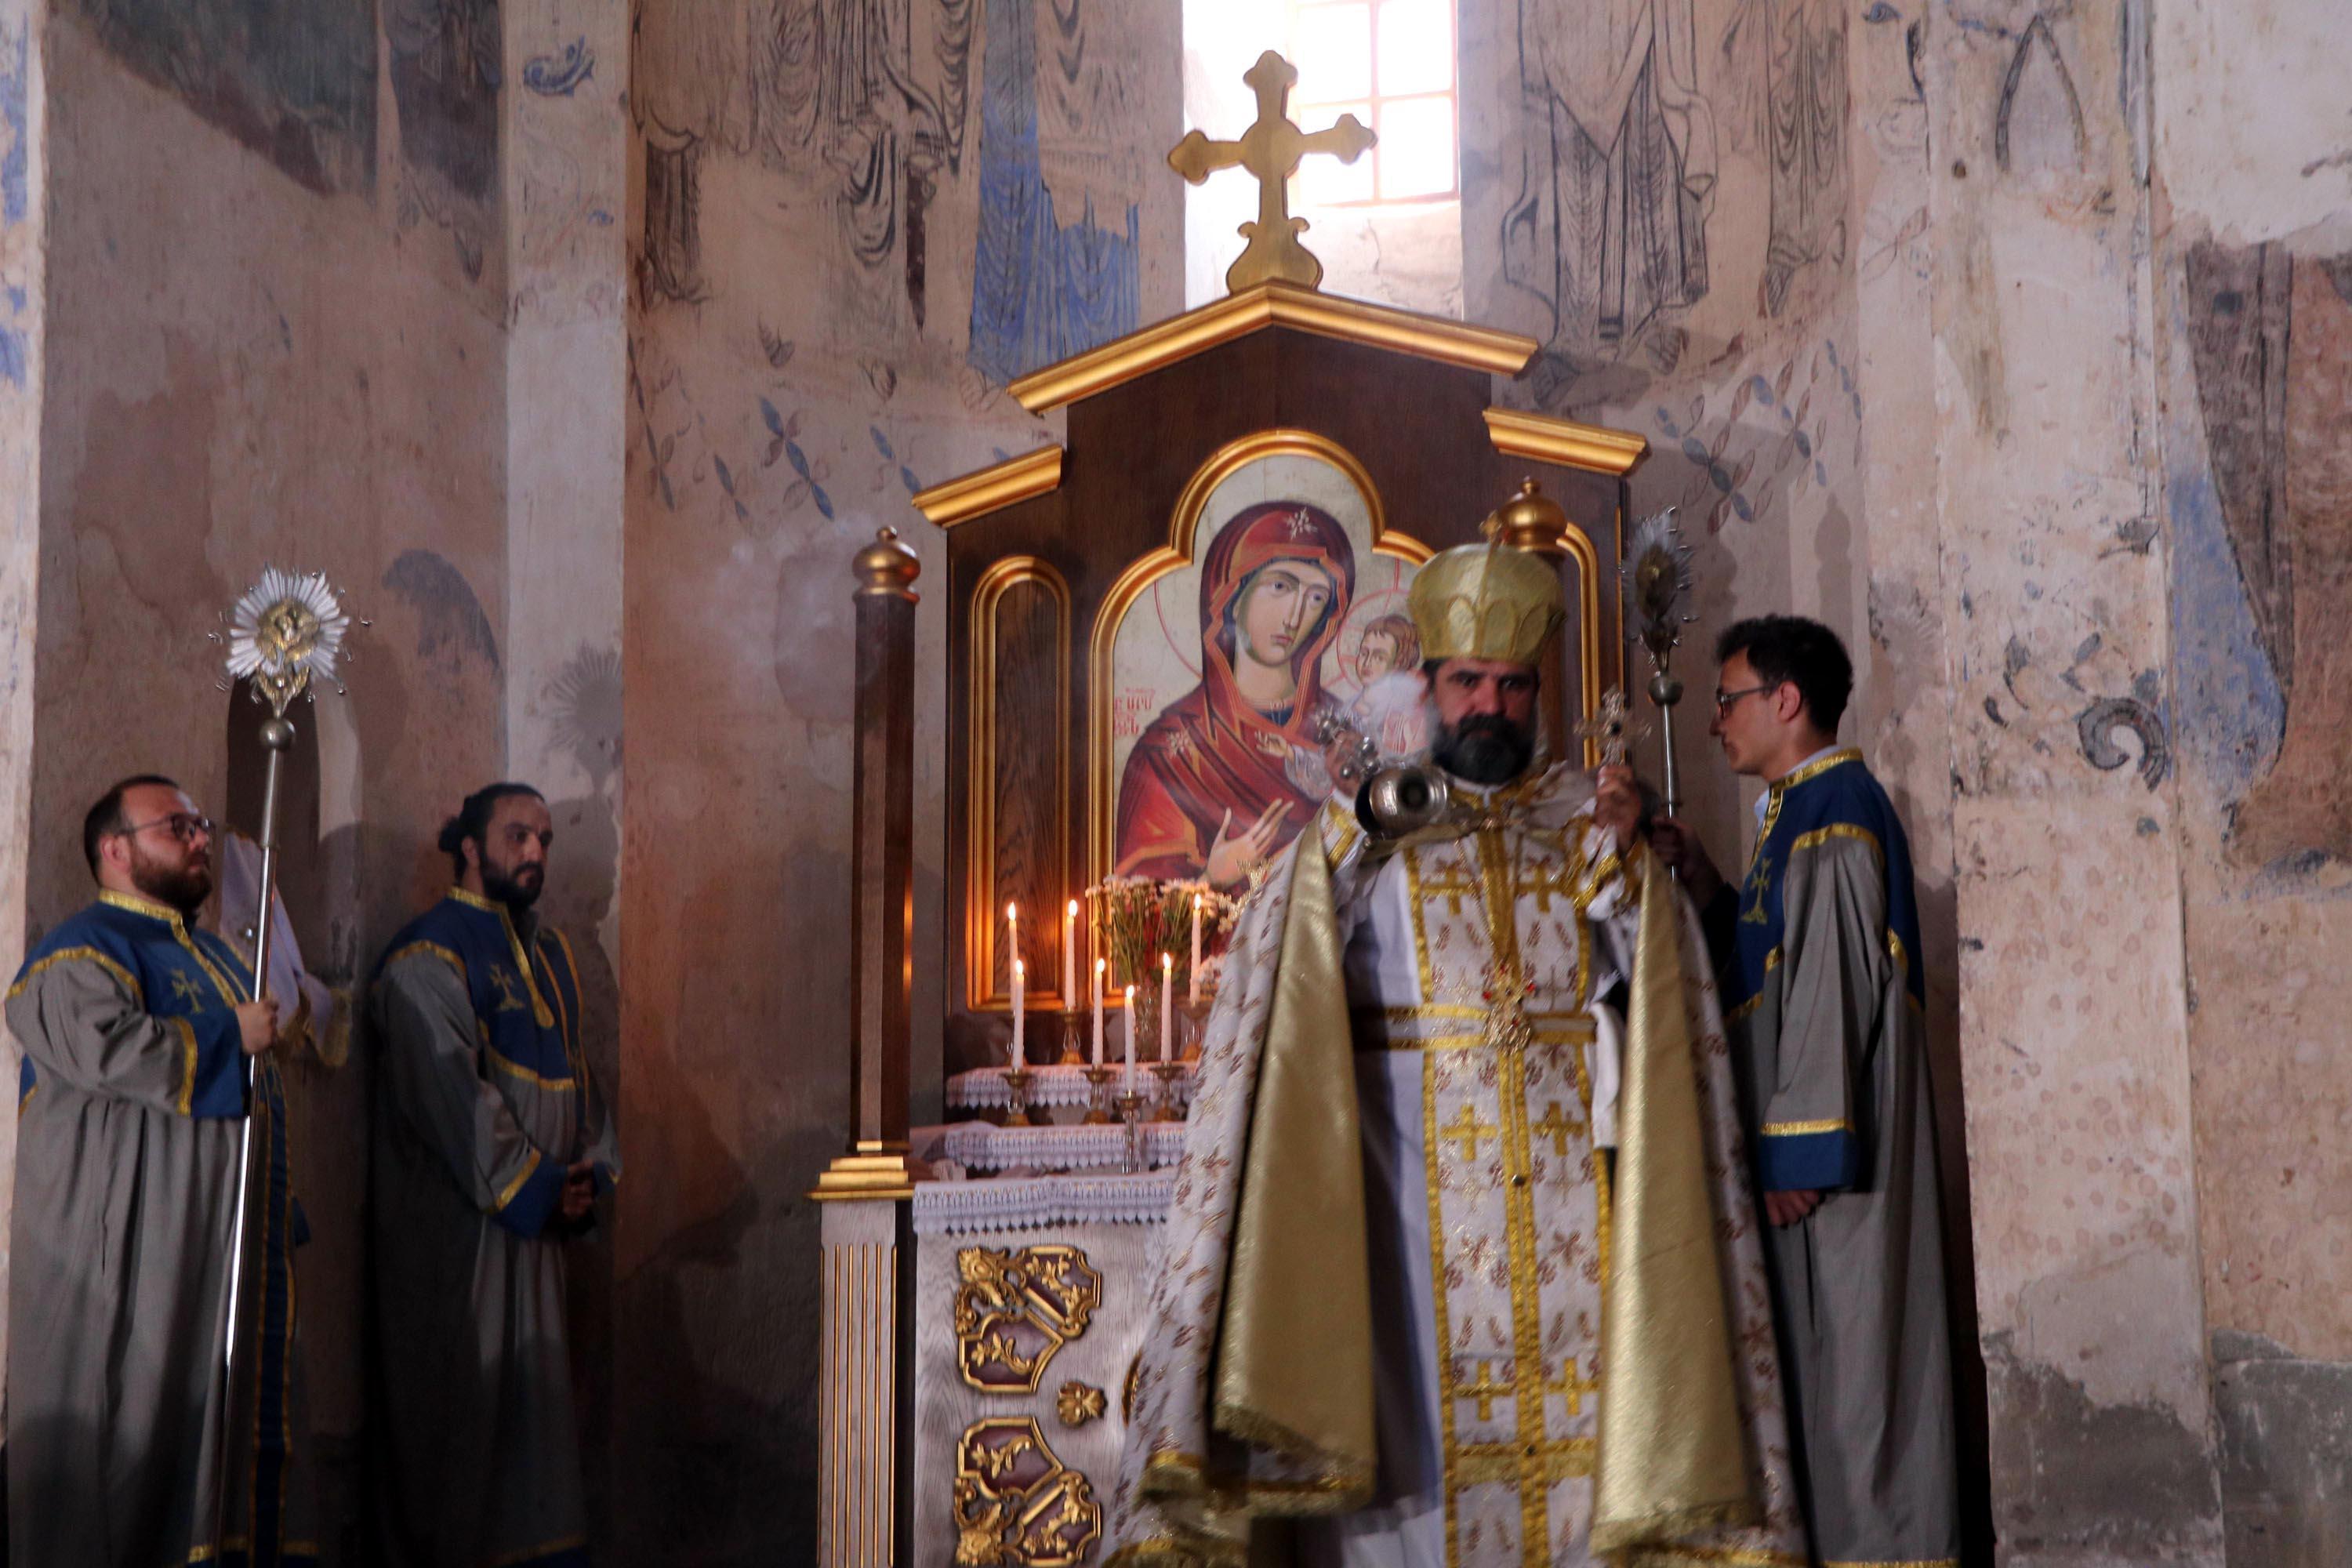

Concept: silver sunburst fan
[[215, 567, 356, 712]]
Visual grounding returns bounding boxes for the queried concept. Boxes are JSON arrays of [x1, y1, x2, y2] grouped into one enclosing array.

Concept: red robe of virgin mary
[[1113, 503, 1357, 884]]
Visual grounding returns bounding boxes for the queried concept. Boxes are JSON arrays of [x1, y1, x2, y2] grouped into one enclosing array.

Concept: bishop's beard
[[1434, 712, 1535, 786]]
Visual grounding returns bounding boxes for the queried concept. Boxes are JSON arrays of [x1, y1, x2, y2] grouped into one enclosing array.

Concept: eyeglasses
[[117, 813, 213, 844], [1711, 684, 1778, 716]]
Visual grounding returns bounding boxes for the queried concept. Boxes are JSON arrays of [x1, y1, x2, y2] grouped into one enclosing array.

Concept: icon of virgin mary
[[1113, 501, 1358, 889]]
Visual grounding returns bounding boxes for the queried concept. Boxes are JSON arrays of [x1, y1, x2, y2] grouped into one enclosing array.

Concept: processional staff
[[209, 568, 361, 1370], [1621, 509, 1695, 817]]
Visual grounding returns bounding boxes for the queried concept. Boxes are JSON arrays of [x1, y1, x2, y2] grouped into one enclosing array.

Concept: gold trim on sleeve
[[382, 941, 468, 985], [1482, 407, 1651, 477], [1760, 1117, 1853, 1138], [1008, 281, 1537, 412], [174, 1017, 199, 1116], [7, 946, 144, 1006], [1790, 822, 1882, 861], [914, 445, 1065, 528], [494, 1147, 544, 1211]]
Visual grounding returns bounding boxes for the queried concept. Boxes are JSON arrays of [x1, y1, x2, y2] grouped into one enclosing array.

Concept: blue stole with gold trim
[[10, 894, 252, 1113], [1724, 751, 1925, 1191], [374, 891, 589, 1235]]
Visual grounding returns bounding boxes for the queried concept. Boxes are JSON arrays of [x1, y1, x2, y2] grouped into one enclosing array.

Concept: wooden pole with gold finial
[[1167, 49, 1377, 294]]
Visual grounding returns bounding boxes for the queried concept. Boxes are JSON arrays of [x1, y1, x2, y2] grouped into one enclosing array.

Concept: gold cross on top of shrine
[[1167, 49, 1377, 294]]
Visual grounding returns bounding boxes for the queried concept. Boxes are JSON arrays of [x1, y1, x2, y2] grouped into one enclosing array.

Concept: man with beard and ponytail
[[369, 783, 619, 1568], [1106, 537, 1809, 1567], [7, 775, 316, 1566]]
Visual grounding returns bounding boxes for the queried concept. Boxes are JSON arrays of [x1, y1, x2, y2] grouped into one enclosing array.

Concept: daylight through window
[[1288, 0, 1459, 206]]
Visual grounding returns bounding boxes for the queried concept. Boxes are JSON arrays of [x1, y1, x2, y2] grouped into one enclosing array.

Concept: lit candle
[[1011, 959, 1025, 1066], [1189, 893, 1203, 1004], [1123, 984, 1138, 1094], [1064, 898, 1079, 1006], [1092, 958, 1107, 1067], [1004, 901, 1018, 984], [1161, 952, 1174, 1062]]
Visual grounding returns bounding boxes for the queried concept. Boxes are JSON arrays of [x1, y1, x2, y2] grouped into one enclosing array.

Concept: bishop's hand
[[1593, 764, 1641, 855]]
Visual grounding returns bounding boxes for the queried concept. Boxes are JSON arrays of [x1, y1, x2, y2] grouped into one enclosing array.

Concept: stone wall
[[615, 2, 1179, 1555], [2150, 1, 2352, 1562]]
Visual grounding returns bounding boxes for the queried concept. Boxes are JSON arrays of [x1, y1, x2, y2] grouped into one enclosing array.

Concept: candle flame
[[1006, 902, 1017, 921], [1125, 985, 1136, 1002], [1067, 898, 1080, 916], [1014, 959, 1024, 976], [1095, 957, 1107, 973], [1161, 952, 1173, 972]]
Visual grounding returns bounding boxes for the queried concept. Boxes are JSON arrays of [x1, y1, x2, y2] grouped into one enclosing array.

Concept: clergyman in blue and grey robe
[[1704, 746, 1960, 1567]]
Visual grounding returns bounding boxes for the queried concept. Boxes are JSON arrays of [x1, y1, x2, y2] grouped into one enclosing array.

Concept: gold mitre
[[1408, 526, 1565, 666]]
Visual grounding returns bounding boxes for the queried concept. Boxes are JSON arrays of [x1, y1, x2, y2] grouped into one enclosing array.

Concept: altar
[[810, 56, 1650, 1568]]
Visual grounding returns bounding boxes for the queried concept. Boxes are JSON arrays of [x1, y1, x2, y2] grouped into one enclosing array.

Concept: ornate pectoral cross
[[1480, 958, 1536, 1054], [1167, 50, 1377, 293]]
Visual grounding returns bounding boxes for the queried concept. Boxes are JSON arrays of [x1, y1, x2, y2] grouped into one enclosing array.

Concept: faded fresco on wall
[[1497, 0, 1715, 394], [1109, 456, 1417, 888], [966, 0, 1142, 383], [388, 0, 503, 281], [2176, 239, 2352, 871], [70, 0, 377, 194], [1479, 0, 1849, 410]]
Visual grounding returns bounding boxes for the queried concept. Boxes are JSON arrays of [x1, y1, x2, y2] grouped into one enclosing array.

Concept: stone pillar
[[1919, 1, 2223, 1559], [0, 0, 44, 1397]]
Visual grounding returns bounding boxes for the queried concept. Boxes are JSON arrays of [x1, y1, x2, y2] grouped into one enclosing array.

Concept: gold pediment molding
[[1007, 281, 1540, 413], [913, 445, 1066, 528], [1482, 408, 1650, 477]]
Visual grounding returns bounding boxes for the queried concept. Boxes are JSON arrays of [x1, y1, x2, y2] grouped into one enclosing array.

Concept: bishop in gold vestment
[[1109, 538, 1808, 1567]]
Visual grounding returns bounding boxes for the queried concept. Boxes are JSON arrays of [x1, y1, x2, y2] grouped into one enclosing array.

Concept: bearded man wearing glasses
[[5, 774, 315, 1566], [1650, 617, 1961, 1568]]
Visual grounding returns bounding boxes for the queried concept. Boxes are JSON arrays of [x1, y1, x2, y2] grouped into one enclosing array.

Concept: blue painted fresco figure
[[369, 783, 619, 1568], [6, 775, 314, 1566], [1650, 616, 1962, 1567]]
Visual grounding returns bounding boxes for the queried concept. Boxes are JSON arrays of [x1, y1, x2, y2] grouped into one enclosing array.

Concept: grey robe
[[6, 899, 314, 1566], [1708, 750, 1958, 1566], [368, 903, 618, 1568]]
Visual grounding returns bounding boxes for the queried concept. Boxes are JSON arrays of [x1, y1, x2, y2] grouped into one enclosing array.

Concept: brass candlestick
[[1080, 1065, 1115, 1124], [1149, 1061, 1189, 1123], [1058, 1006, 1086, 1065], [1178, 996, 1213, 1062], [1000, 1067, 1035, 1127]]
